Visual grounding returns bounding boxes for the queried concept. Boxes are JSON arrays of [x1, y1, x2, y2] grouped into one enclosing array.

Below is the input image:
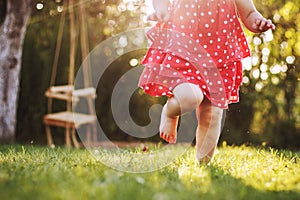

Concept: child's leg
[[195, 98, 223, 163], [160, 83, 204, 143]]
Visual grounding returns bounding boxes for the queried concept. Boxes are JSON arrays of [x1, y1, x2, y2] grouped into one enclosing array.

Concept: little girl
[[139, 0, 275, 162]]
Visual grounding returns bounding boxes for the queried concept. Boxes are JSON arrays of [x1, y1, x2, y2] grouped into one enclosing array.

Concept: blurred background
[[1, 0, 299, 149]]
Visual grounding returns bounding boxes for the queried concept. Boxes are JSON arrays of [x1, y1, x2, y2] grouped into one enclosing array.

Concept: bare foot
[[159, 105, 179, 143], [196, 147, 215, 163]]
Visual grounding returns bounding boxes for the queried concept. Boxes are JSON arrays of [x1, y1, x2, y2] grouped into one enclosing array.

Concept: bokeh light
[[36, 2, 44, 10]]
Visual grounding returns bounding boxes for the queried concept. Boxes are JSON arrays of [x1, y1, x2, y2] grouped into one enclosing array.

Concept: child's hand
[[154, 10, 171, 22], [152, 0, 171, 22], [147, 12, 170, 22], [248, 12, 275, 33]]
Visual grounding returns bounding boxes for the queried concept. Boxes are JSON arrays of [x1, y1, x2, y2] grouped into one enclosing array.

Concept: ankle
[[196, 155, 212, 164]]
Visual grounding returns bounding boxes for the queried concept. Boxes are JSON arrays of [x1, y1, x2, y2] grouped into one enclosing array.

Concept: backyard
[[0, 0, 299, 199], [0, 144, 299, 200]]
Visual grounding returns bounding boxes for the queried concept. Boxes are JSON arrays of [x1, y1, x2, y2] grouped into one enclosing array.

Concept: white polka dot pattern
[[139, 0, 250, 108]]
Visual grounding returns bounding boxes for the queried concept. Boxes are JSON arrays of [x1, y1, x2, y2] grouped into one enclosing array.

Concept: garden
[[0, 0, 299, 199]]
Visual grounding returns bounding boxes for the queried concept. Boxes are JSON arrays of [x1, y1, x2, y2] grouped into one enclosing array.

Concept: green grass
[[0, 144, 299, 200]]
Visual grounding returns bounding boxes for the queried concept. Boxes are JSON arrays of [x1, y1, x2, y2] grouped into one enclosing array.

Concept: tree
[[16, 0, 149, 144], [0, 0, 34, 142], [14, 0, 299, 148], [222, 0, 300, 148]]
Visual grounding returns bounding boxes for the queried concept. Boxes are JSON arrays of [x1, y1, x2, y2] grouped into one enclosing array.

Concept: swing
[[44, 0, 97, 148]]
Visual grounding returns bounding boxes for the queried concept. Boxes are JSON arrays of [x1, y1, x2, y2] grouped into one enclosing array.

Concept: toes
[[160, 132, 165, 139], [167, 135, 176, 144], [159, 132, 176, 143], [169, 137, 177, 144], [165, 135, 170, 142], [160, 132, 167, 142]]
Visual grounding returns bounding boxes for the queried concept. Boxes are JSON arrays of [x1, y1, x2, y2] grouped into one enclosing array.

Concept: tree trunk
[[0, 0, 34, 143]]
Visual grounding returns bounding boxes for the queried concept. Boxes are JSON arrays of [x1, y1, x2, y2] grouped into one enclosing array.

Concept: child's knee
[[175, 94, 202, 113], [173, 83, 203, 111]]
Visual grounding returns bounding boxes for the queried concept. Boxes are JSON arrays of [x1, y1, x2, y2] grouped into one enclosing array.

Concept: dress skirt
[[138, 0, 251, 108]]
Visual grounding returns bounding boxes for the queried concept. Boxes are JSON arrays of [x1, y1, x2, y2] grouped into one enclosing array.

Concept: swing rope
[[79, 2, 97, 140], [44, 0, 97, 147], [47, 0, 66, 114]]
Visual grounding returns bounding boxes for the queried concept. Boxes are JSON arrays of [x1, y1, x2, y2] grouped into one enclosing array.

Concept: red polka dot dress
[[138, 0, 251, 108]]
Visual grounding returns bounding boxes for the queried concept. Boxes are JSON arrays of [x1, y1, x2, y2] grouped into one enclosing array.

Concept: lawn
[[0, 144, 299, 200]]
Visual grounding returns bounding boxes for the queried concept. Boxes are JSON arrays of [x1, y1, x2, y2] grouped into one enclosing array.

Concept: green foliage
[[0, 145, 299, 199], [221, 0, 300, 148], [17, 0, 299, 148], [17, 0, 149, 144]]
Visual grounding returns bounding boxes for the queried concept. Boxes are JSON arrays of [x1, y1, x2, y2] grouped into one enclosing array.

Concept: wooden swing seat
[[44, 111, 96, 149], [44, 1, 96, 148], [44, 85, 97, 148], [45, 85, 96, 102], [44, 111, 96, 128]]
